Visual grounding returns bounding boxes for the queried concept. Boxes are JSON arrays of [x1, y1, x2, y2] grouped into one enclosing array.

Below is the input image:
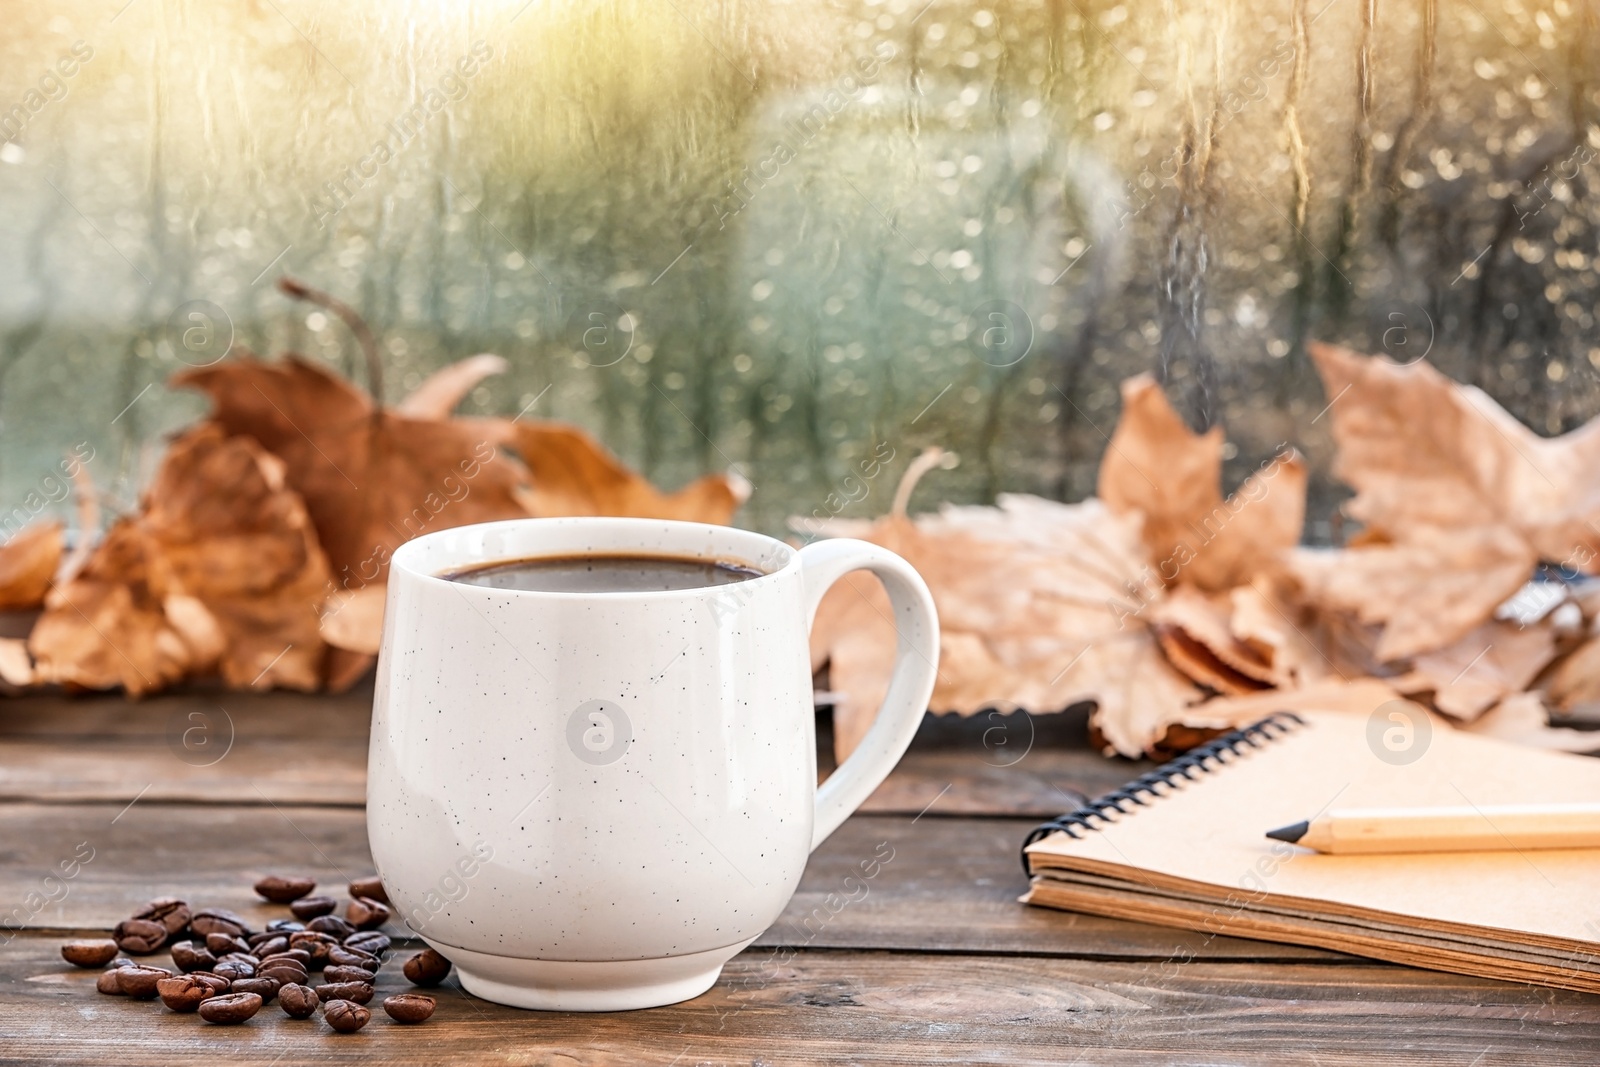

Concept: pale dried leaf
[[1149, 585, 1275, 690], [806, 476, 1202, 760], [1304, 344, 1600, 655], [1097, 375, 1306, 592], [1460, 692, 1600, 753], [1225, 579, 1332, 688], [1405, 620, 1557, 721], [162, 594, 227, 668], [0, 522, 63, 611], [395, 354, 509, 419], [1098, 375, 1223, 571], [1186, 677, 1412, 731], [1313, 342, 1600, 563], [0, 637, 34, 686], [1288, 529, 1536, 662], [1543, 635, 1600, 720], [320, 584, 387, 656]]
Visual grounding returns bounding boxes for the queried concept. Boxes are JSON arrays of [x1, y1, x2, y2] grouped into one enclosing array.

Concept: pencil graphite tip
[[1265, 820, 1310, 844]]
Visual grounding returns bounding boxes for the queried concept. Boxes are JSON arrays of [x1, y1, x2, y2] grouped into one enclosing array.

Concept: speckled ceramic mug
[[368, 517, 939, 1011]]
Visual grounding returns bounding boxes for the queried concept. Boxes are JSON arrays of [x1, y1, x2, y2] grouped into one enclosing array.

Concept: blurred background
[[0, 0, 1595, 539]]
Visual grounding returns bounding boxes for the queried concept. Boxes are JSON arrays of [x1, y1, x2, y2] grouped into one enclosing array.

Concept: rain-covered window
[[1, 0, 1594, 535]]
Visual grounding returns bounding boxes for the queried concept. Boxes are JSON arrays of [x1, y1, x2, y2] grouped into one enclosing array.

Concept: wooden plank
[[2, 932, 1597, 1065], [0, 803, 1329, 961], [0, 691, 1142, 816]]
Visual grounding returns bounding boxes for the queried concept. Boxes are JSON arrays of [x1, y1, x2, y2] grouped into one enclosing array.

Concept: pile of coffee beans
[[63, 874, 449, 1035]]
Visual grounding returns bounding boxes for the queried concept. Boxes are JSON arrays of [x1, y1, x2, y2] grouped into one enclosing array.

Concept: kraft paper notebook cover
[[1022, 711, 1600, 992]]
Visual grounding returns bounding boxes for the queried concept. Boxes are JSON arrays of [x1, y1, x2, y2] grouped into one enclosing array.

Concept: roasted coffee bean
[[288, 931, 336, 967], [220, 951, 260, 965], [249, 935, 289, 958], [112, 918, 168, 955], [345, 897, 390, 931], [208, 932, 252, 955], [289, 895, 337, 920], [60, 939, 119, 968], [212, 959, 255, 981], [382, 993, 436, 1024], [190, 908, 250, 939], [197, 991, 262, 1025], [257, 959, 307, 979], [116, 965, 173, 999], [403, 948, 452, 986], [260, 963, 308, 983], [262, 948, 312, 966], [132, 897, 192, 938], [169, 940, 216, 972], [343, 931, 390, 957], [327, 946, 378, 972], [230, 976, 280, 1001], [326, 947, 376, 972], [323, 999, 371, 1033], [278, 982, 320, 1018], [96, 969, 128, 995], [254, 875, 316, 903], [259, 969, 307, 991], [265, 918, 305, 934], [306, 914, 354, 940], [156, 975, 211, 1013], [188, 972, 232, 997], [316, 981, 374, 1005], [322, 965, 375, 985], [347, 876, 388, 905]]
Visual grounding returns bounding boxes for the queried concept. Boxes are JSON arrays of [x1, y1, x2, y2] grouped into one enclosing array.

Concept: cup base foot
[[431, 937, 756, 1012]]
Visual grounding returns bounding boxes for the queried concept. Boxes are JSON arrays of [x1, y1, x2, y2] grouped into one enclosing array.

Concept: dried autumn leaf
[[1290, 528, 1535, 664], [395, 354, 509, 419], [29, 425, 331, 694], [1149, 586, 1274, 694], [173, 355, 530, 597], [501, 421, 749, 524], [29, 521, 189, 695], [1543, 635, 1600, 720], [320, 584, 386, 656], [804, 452, 1202, 760], [1225, 578, 1340, 688], [1098, 375, 1306, 592], [0, 521, 62, 610], [1175, 677, 1414, 737], [0, 637, 32, 686], [1395, 619, 1557, 722], [1295, 344, 1600, 660], [1461, 691, 1600, 753]]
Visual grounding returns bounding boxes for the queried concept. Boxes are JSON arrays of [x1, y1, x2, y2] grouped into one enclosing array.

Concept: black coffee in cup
[[443, 553, 764, 593]]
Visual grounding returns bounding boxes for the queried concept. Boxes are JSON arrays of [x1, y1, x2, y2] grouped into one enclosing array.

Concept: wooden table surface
[[1, 688, 1597, 1065]]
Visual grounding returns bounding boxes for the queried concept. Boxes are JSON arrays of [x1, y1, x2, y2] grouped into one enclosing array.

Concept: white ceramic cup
[[368, 517, 939, 1011]]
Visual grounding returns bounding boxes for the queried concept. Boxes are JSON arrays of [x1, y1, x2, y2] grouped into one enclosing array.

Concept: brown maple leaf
[[29, 424, 331, 695], [174, 353, 531, 599], [1461, 691, 1600, 753], [1293, 344, 1600, 661], [1387, 619, 1557, 721], [1098, 374, 1306, 592], [498, 421, 749, 524], [803, 450, 1202, 760], [0, 522, 63, 611]]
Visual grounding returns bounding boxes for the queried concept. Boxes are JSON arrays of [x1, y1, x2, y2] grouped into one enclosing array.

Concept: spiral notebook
[[1022, 711, 1600, 992]]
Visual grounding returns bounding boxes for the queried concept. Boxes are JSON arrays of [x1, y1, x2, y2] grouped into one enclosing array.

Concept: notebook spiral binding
[[1021, 711, 1306, 875]]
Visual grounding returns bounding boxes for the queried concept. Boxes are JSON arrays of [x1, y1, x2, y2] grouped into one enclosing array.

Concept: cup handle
[[799, 538, 940, 851]]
